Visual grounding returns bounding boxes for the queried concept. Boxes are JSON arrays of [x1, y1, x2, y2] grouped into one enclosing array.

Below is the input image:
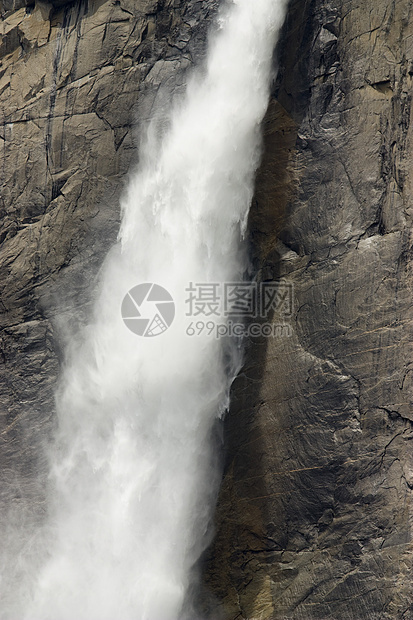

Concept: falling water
[[5, 0, 288, 618]]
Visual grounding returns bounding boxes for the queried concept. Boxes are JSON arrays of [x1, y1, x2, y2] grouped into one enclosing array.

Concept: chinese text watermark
[[121, 281, 293, 339]]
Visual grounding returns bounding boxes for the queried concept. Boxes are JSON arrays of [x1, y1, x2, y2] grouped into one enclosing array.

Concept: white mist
[[8, 0, 288, 618]]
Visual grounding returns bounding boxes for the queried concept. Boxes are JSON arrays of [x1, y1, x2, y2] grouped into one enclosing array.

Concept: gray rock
[[0, 0, 219, 567], [203, 0, 413, 618], [1, 0, 412, 618]]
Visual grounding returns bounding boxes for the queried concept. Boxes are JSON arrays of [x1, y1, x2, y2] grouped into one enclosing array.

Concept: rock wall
[[204, 0, 413, 618], [0, 0, 217, 553], [0, 0, 412, 618]]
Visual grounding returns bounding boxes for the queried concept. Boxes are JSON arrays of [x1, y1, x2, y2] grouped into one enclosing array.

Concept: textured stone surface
[[1, 0, 412, 618], [0, 0, 218, 540], [203, 0, 413, 618]]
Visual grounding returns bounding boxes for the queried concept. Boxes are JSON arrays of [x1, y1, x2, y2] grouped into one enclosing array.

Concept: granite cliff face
[[0, 0, 412, 618], [0, 0, 218, 567], [204, 0, 413, 618]]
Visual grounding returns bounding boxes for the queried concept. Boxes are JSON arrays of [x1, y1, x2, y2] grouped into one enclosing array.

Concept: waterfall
[[7, 0, 288, 618]]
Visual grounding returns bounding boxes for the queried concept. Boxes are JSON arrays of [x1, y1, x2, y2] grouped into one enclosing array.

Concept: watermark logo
[[121, 283, 175, 337], [185, 281, 293, 318], [121, 281, 293, 339], [185, 320, 292, 339]]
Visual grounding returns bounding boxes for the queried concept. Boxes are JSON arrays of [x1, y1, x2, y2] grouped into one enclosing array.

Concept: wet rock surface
[[0, 0, 218, 543], [203, 0, 413, 618], [1, 0, 412, 618]]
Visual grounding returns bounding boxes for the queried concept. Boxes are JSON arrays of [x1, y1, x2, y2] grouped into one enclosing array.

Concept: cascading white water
[[7, 1, 288, 618]]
